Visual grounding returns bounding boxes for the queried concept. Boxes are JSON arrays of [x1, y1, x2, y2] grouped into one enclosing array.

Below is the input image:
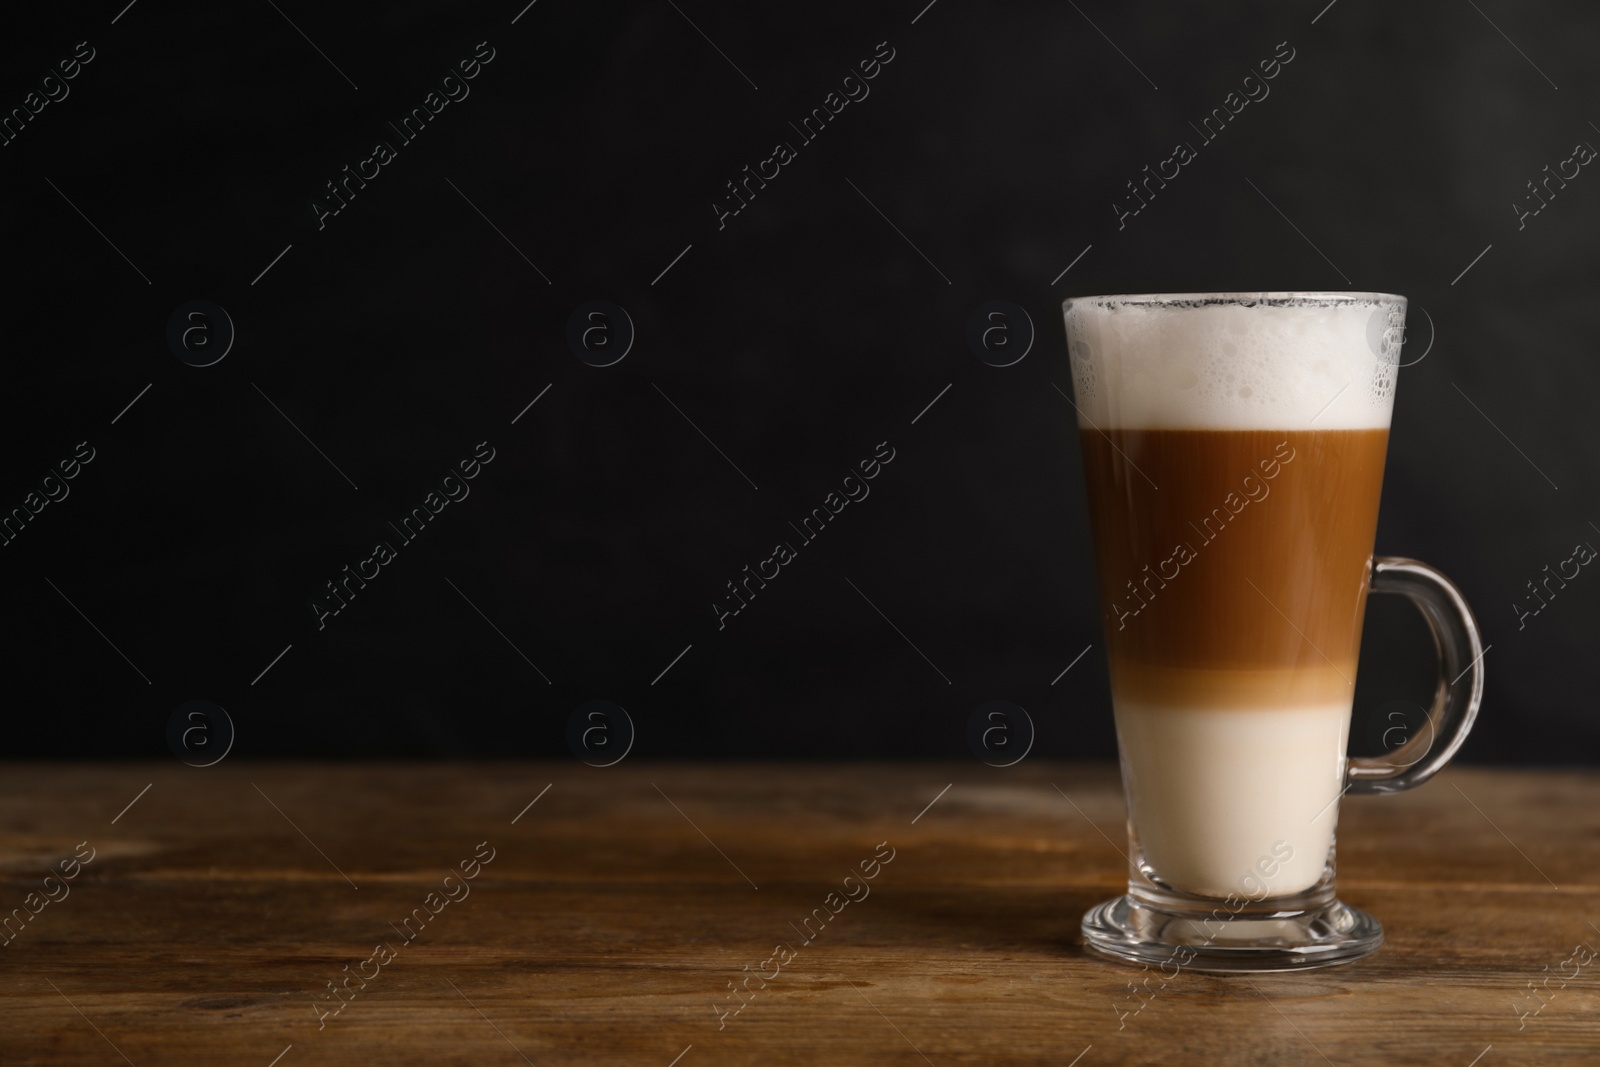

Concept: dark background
[[1, 0, 1593, 762]]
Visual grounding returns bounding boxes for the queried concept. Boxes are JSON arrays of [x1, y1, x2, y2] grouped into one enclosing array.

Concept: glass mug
[[1062, 292, 1483, 971]]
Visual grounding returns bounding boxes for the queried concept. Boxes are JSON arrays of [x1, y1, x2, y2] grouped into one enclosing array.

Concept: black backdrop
[[2, 0, 1595, 762]]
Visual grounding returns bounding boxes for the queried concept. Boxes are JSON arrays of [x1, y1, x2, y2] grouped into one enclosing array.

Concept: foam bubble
[[1063, 293, 1404, 430]]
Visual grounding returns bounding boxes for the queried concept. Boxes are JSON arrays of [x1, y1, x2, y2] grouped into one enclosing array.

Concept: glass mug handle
[[1346, 557, 1485, 794]]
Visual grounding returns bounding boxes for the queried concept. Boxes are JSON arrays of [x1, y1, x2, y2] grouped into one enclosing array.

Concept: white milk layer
[[1062, 295, 1402, 430], [1116, 700, 1351, 898]]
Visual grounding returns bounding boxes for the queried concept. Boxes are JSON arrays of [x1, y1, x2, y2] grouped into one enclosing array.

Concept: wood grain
[[2, 762, 1597, 1065]]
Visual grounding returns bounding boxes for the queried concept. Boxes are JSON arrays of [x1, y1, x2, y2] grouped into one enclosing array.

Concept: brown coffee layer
[[1080, 428, 1389, 710], [1108, 664, 1355, 710]]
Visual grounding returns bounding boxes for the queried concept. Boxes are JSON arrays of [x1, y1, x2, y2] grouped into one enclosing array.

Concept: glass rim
[[1062, 290, 1406, 311]]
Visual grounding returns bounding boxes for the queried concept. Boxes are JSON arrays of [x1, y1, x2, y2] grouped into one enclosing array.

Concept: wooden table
[[2, 763, 1597, 1065]]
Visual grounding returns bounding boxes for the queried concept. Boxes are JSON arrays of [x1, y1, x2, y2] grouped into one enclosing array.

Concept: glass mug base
[[1081, 891, 1383, 973]]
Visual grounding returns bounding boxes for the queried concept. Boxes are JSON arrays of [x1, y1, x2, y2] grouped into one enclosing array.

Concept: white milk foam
[[1063, 294, 1403, 431], [1116, 701, 1350, 897]]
